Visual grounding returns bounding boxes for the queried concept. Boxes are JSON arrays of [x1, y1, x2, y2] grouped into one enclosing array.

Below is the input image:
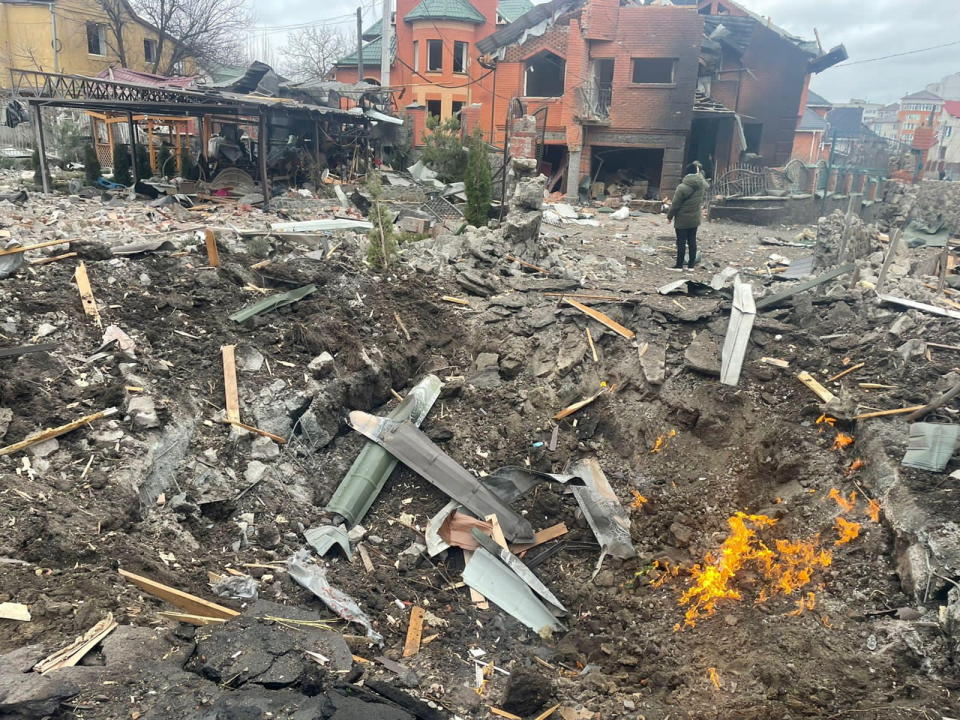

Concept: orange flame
[[866, 498, 881, 523], [787, 592, 817, 616], [677, 513, 831, 629], [845, 458, 865, 476], [832, 432, 854, 450], [708, 667, 722, 689], [828, 488, 857, 514], [834, 517, 861, 546], [630, 490, 648, 509], [649, 429, 678, 454], [815, 414, 837, 432]]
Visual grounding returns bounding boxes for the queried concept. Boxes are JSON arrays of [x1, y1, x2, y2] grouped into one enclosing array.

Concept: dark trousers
[[675, 227, 698, 267]]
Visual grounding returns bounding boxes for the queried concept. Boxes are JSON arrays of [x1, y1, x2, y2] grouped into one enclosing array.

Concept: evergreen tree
[[464, 127, 492, 227]]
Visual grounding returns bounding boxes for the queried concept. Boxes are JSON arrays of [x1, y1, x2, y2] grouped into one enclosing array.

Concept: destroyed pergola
[[9, 68, 373, 210]]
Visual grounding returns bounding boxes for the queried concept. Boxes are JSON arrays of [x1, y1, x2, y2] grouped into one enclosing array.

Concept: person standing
[[666, 163, 709, 269]]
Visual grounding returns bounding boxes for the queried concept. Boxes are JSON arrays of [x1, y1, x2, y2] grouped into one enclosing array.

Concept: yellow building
[[0, 0, 192, 83]]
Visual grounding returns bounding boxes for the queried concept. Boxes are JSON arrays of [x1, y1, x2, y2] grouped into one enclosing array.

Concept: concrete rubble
[[0, 164, 959, 720]]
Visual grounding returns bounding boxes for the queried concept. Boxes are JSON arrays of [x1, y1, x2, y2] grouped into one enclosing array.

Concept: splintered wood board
[[221, 345, 241, 423], [74, 262, 102, 327], [119, 569, 239, 619], [402, 606, 425, 658], [563, 297, 636, 339], [797, 371, 835, 403]]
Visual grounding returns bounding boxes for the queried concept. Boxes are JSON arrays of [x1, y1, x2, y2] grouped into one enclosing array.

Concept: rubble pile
[[1, 170, 960, 720]]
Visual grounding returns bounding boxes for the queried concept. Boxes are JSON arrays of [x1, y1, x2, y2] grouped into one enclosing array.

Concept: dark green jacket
[[667, 173, 709, 229]]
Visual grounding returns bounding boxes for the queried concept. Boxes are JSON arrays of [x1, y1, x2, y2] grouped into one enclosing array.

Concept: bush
[[83, 145, 101, 184], [365, 173, 399, 269], [420, 115, 467, 183], [465, 127, 492, 227], [112, 144, 132, 185]]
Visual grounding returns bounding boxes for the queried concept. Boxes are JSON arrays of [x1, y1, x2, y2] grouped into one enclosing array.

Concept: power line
[[832, 39, 960, 68]]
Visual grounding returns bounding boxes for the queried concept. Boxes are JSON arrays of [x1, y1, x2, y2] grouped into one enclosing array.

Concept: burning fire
[[787, 591, 817, 617], [650, 429, 678, 454], [828, 488, 857, 514], [677, 512, 831, 629], [832, 432, 855, 450], [845, 458, 865, 476], [834, 517, 861, 546], [866, 498, 881, 523], [630, 490, 648, 509], [708, 667, 722, 689], [815, 414, 837, 431]]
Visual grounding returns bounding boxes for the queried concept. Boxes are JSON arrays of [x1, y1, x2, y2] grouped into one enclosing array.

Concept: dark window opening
[[452, 100, 464, 117], [590, 146, 664, 199], [454, 41, 468, 73], [362, 77, 381, 86], [427, 100, 442, 119], [143, 38, 158, 63], [743, 122, 763, 154], [86, 22, 105, 55], [631, 58, 676, 84], [594, 58, 614, 117], [427, 40, 443, 72], [525, 50, 565, 97]]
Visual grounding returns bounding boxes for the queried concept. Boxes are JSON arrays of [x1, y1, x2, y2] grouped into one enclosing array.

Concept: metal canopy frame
[[10, 68, 373, 209]]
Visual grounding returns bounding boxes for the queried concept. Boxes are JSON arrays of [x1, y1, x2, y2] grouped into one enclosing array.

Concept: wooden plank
[[760, 357, 790, 368], [877, 294, 960, 320], [586, 328, 599, 363], [74, 261, 102, 328], [0, 407, 117, 457], [118, 569, 240, 619], [34, 615, 118, 674], [534, 704, 562, 720], [440, 295, 470, 306], [544, 292, 626, 302], [204, 228, 220, 267], [553, 388, 608, 421], [563, 297, 636, 339], [0, 238, 70, 257], [490, 708, 523, 720], [854, 405, 925, 420], [221, 345, 241, 424], [797, 371, 835, 403], [859, 383, 897, 389], [0, 343, 57, 360], [755, 264, 855, 311], [505, 253, 548, 274], [357, 543, 374, 572], [226, 420, 286, 444], [827, 362, 865, 383], [485, 515, 509, 549], [157, 611, 228, 626], [29, 252, 78, 266], [877, 228, 903, 293], [509, 523, 569, 553], [402, 606, 425, 658]]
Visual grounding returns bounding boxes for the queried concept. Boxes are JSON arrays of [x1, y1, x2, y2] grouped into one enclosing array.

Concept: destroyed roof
[[204, 61, 286, 95], [797, 107, 829, 132], [702, 0, 819, 55], [96, 68, 196, 89], [806, 90, 832, 108], [498, 0, 534, 22], [477, 0, 583, 54], [335, 33, 398, 68], [702, 15, 755, 54], [826, 107, 865, 137], [945, 101, 960, 118], [901, 89, 944, 102], [405, 0, 487, 24]]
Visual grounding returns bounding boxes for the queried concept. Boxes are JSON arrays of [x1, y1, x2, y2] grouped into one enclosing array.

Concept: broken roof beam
[[754, 264, 855, 311]]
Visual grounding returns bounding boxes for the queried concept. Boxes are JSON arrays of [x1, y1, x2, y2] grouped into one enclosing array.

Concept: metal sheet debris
[[470, 529, 567, 615], [347, 411, 535, 543], [287, 549, 383, 643], [229, 284, 317, 323], [720, 278, 756, 386], [755, 264, 855, 311], [269, 219, 373, 232], [462, 548, 563, 634], [901, 423, 960, 472], [111, 239, 177, 255], [303, 525, 353, 558], [569, 457, 636, 559], [326, 374, 442, 526]]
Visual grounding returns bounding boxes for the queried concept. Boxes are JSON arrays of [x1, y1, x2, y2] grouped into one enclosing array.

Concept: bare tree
[[280, 25, 351, 82], [131, 0, 252, 75], [95, 0, 128, 66]]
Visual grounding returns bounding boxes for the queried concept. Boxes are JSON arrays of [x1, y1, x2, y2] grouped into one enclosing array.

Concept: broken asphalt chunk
[[347, 411, 535, 543]]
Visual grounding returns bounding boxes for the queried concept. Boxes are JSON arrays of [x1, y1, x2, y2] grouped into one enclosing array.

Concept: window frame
[[453, 40, 468, 74], [86, 22, 106, 56], [630, 57, 677, 86], [413, 40, 420, 72], [143, 38, 158, 63], [523, 50, 566, 98], [426, 99, 442, 119], [426, 39, 443, 73]]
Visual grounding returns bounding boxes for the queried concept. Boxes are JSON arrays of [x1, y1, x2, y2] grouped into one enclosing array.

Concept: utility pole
[[380, 0, 391, 88], [356, 7, 364, 83]]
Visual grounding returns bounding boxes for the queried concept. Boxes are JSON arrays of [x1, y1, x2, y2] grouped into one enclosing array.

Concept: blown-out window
[[427, 40, 442, 72], [631, 58, 676, 84], [524, 50, 565, 97]]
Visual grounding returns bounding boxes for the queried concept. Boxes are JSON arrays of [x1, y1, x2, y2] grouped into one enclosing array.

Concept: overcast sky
[[250, 0, 958, 104]]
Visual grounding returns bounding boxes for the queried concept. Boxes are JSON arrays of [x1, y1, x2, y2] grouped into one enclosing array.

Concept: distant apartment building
[[931, 101, 960, 178], [833, 99, 883, 123], [898, 89, 943, 144], [867, 103, 900, 140]]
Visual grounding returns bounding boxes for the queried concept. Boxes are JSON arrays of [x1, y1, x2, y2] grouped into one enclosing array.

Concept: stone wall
[[882, 180, 960, 234]]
